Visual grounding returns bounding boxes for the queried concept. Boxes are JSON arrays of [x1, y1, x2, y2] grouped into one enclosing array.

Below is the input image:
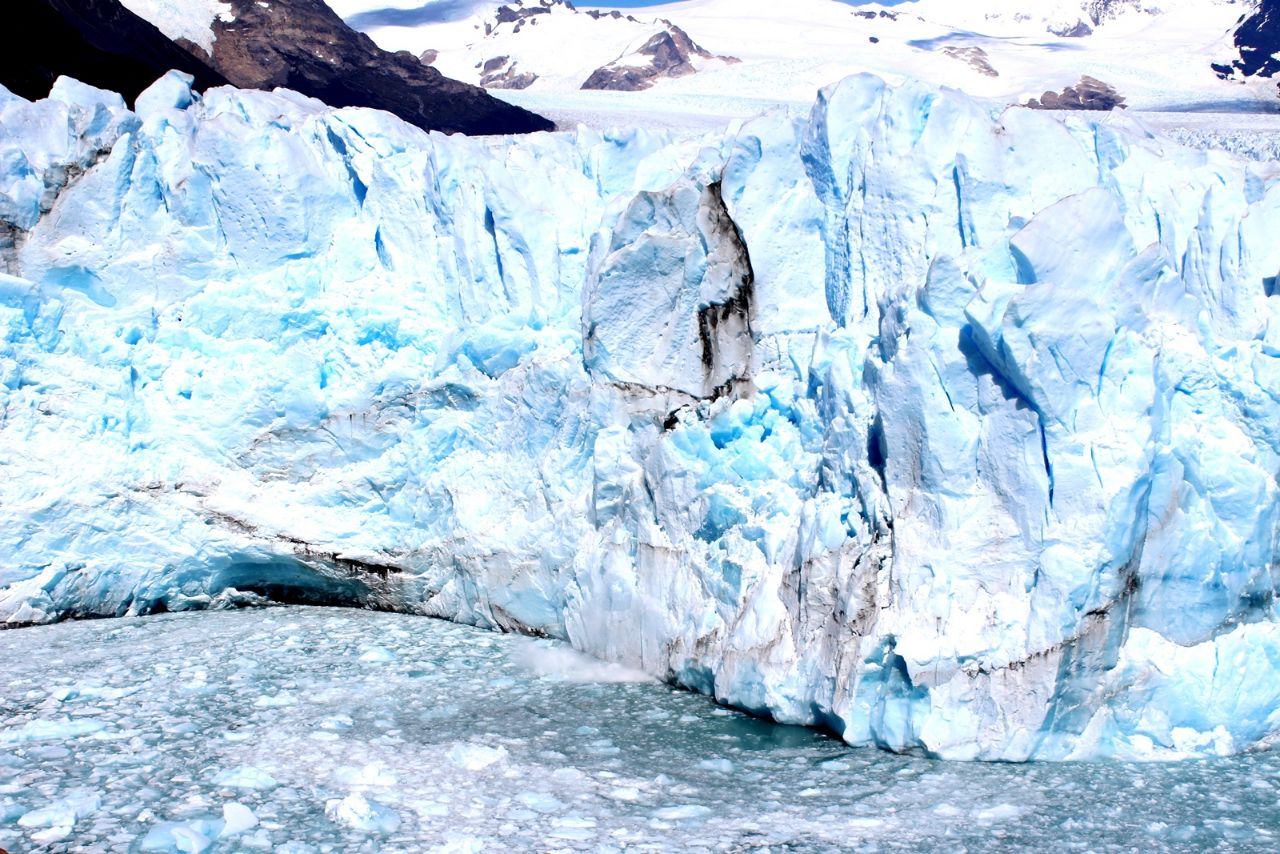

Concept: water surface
[[0, 607, 1276, 851]]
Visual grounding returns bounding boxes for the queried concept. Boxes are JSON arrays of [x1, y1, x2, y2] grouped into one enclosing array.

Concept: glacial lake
[[0, 606, 1276, 852]]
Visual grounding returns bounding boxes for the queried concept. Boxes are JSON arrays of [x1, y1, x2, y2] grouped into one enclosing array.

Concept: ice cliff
[[3, 70, 1280, 761]]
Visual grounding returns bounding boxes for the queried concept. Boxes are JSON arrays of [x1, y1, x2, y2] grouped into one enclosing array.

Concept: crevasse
[[2, 70, 1280, 761]]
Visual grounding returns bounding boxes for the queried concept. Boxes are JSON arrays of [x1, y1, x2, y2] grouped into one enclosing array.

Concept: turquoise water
[[0, 607, 1277, 852]]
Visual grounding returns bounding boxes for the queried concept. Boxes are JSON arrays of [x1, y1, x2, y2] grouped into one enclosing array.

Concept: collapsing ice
[[2, 69, 1280, 760]]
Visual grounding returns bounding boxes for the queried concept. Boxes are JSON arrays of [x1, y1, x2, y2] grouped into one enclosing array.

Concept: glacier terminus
[[2, 69, 1280, 762]]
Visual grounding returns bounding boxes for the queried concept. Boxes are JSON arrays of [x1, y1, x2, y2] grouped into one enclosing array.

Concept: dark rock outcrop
[[942, 46, 999, 77], [193, 0, 552, 134], [1214, 0, 1280, 85], [1083, 0, 1142, 25], [479, 56, 538, 90], [487, 0, 572, 35], [1025, 75, 1126, 110], [1050, 20, 1094, 37], [0, 0, 229, 104], [582, 22, 737, 92], [585, 9, 639, 23]]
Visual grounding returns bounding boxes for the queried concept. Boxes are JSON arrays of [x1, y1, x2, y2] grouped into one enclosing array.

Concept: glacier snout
[[1, 72, 1280, 760]]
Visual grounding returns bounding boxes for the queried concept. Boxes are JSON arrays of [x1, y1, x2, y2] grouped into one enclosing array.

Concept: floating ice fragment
[[324, 792, 401, 833], [587, 739, 621, 755], [334, 762, 397, 787], [550, 816, 597, 840], [319, 714, 354, 730], [211, 766, 277, 789], [0, 718, 106, 744], [252, 692, 297, 708], [18, 788, 98, 824], [447, 743, 508, 771], [31, 825, 74, 844], [550, 767, 586, 783], [653, 805, 712, 821], [517, 791, 564, 813], [429, 836, 486, 854], [141, 818, 222, 853], [412, 800, 450, 817], [16, 789, 98, 842], [274, 842, 318, 854], [975, 803, 1022, 822], [359, 647, 396, 663], [220, 802, 257, 836]]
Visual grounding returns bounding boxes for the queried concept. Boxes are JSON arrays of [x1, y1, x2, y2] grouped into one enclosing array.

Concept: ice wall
[[2, 70, 1280, 760]]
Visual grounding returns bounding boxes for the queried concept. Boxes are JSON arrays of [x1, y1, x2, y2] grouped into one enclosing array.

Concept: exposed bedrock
[[120, 0, 554, 134], [1215, 0, 1280, 84], [1025, 75, 1125, 110], [1, 73, 1279, 761], [581, 22, 737, 92], [1, 0, 229, 104]]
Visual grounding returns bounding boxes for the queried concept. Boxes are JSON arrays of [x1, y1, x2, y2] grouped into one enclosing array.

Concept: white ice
[[1, 67, 1280, 762]]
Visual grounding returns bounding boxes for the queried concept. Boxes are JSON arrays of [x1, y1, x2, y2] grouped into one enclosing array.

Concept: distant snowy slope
[[337, 0, 735, 92], [905, 0, 1245, 37], [338, 0, 1277, 113]]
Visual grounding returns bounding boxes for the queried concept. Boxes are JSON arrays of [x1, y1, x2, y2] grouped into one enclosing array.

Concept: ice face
[[1, 71, 1279, 760]]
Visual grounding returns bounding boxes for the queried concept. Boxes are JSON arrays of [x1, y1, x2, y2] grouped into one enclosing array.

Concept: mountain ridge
[[1, 0, 229, 104], [338, 0, 1276, 113], [2, 0, 554, 135]]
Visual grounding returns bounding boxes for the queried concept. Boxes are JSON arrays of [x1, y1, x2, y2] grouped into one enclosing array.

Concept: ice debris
[[324, 792, 401, 833]]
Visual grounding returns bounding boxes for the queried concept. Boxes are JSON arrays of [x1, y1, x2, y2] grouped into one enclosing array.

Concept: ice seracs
[[1, 68, 1279, 761]]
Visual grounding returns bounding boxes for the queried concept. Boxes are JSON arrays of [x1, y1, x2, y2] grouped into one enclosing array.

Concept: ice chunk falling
[[2, 72, 1280, 761]]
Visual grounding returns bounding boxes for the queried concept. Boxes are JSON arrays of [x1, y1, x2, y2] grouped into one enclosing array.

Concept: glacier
[[2, 69, 1280, 761]]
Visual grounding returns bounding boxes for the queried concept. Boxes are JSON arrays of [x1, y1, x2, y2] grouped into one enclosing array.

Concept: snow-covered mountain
[[906, 0, 1242, 37], [3, 68, 1280, 761], [335, 0, 1277, 113], [98, 0, 554, 133], [1216, 0, 1280, 84], [337, 0, 738, 92]]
